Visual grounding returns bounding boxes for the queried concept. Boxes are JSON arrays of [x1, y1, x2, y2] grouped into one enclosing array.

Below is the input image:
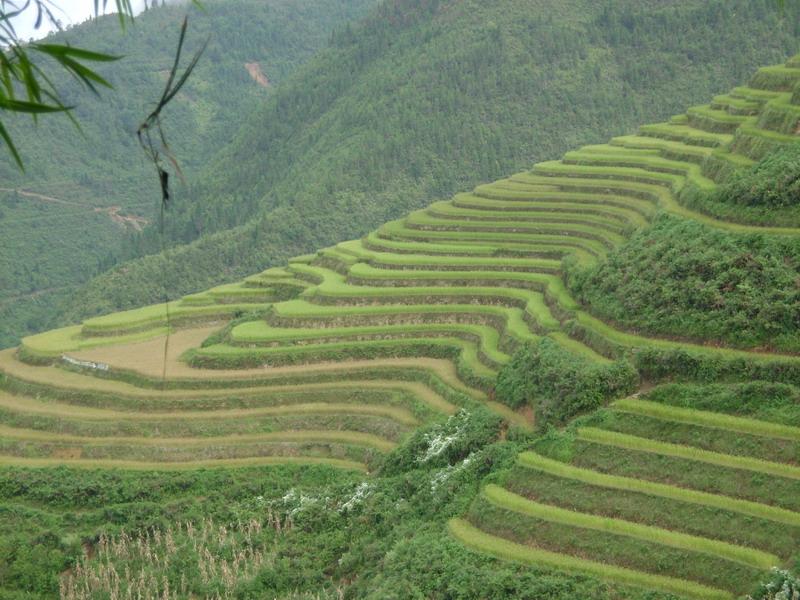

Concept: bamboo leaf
[[34, 43, 121, 62], [47, 54, 114, 93], [0, 119, 23, 169], [0, 97, 69, 113]]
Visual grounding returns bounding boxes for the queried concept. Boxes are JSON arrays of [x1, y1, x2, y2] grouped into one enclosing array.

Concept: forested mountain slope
[[2, 49, 799, 598], [58, 0, 800, 329], [0, 0, 378, 348]]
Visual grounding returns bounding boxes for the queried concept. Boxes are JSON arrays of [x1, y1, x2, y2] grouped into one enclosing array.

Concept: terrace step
[[481, 484, 778, 569], [578, 427, 800, 481], [517, 451, 800, 527], [448, 519, 733, 600]]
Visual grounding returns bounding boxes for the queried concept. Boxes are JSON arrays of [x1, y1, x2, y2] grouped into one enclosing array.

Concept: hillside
[[0, 0, 379, 348], [2, 52, 800, 598], [56, 0, 800, 331]]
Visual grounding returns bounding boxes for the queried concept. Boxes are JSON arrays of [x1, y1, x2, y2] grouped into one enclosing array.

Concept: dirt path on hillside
[[0, 187, 85, 207], [0, 187, 149, 231], [93, 206, 149, 231]]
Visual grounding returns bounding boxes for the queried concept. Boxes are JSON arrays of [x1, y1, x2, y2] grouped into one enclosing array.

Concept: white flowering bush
[[340, 482, 373, 513], [749, 568, 800, 600], [380, 408, 503, 474], [276, 482, 374, 520], [429, 453, 474, 493], [418, 411, 471, 464], [280, 488, 332, 518]]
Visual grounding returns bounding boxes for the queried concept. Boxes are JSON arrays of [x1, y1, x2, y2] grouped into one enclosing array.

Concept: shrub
[[716, 143, 800, 209], [495, 339, 638, 426], [564, 214, 800, 353], [748, 568, 800, 600], [380, 408, 503, 475]]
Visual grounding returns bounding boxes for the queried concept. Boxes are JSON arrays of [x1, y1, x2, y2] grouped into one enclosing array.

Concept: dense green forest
[[49, 0, 800, 332], [0, 0, 379, 348]]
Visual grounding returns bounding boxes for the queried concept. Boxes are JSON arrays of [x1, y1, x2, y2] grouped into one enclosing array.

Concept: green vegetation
[[716, 143, 800, 209], [506, 465, 800, 558], [612, 398, 800, 441], [449, 519, 733, 600], [590, 410, 800, 465], [0, 0, 379, 348], [3, 5, 800, 597], [550, 436, 800, 511], [495, 339, 637, 425], [461, 381, 800, 599], [577, 427, 800, 480], [53, 0, 800, 338], [2, 411, 578, 599], [750, 569, 800, 600], [641, 381, 800, 425], [481, 484, 779, 569], [516, 451, 800, 527], [565, 214, 800, 352], [468, 496, 764, 593]]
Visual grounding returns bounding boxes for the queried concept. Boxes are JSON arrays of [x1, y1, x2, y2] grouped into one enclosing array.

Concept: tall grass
[[61, 517, 292, 600]]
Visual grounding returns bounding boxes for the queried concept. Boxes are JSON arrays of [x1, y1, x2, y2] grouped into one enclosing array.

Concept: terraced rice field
[[5, 54, 800, 464], [0, 337, 476, 470], [453, 392, 800, 599], [2, 54, 800, 598]]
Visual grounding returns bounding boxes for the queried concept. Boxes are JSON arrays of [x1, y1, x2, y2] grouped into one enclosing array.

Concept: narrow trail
[[0, 187, 86, 207], [0, 187, 150, 230]]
